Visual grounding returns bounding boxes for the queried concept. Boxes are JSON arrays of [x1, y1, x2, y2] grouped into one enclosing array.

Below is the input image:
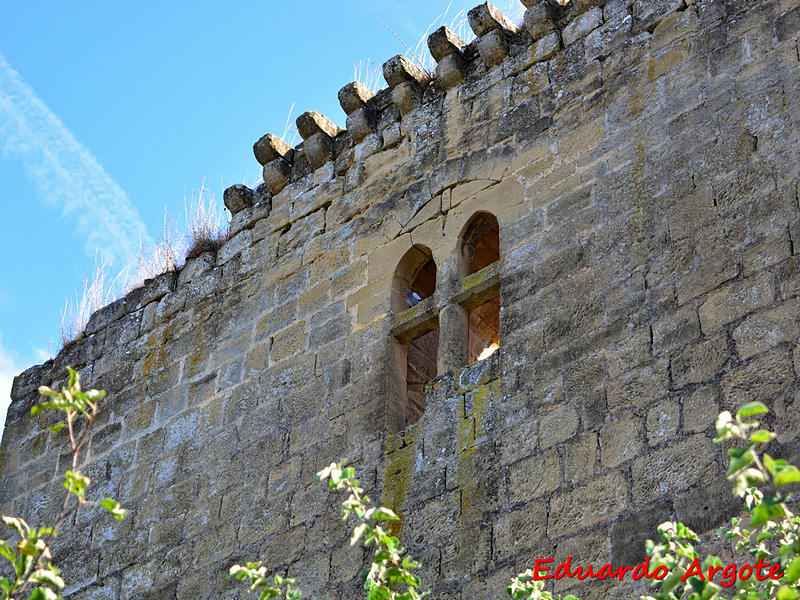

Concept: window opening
[[461, 212, 500, 275], [392, 245, 440, 429], [393, 245, 437, 312], [468, 297, 500, 364], [461, 213, 501, 365], [404, 328, 439, 426]]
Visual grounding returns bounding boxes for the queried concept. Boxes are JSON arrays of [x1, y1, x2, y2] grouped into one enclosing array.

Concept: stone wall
[[3, 0, 800, 598]]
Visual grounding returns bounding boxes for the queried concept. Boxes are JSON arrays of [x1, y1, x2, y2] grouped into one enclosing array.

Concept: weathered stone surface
[[477, 29, 510, 67], [698, 272, 776, 333], [436, 53, 467, 89], [732, 300, 799, 361], [222, 184, 253, 214], [562, 7, 603, 46], [549, 472, 629, 537], [600, 415, 642, 467], [632, 435, 719, 504], [468, 2, 519, 37], [304, 132, 334, 169], [296, 110, 342, 140], [382, 55, 429, 88], [253, 133, 292, 165], [338, 81, 374, 115], [523, 3, 556, 39], [428, 26, 466, 61], [262, 158, 291, 194], [391, 81, 423, 116]]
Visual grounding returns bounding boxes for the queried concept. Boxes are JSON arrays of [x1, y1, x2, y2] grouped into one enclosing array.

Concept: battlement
[[4, 0, 800, 598]]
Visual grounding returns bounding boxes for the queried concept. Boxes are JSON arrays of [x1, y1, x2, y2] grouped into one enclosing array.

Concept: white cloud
[[0, 53, 154, 267], [0, 334, 20, 438]]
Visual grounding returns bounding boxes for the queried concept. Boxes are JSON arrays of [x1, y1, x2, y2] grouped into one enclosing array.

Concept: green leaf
[[737, 402, 769, 419], [2, 516, 29, 538], [728, 450, 755, 477], [0, 541, 14, 563], [776, 466, 800, 486], [63, 470, 90, 498], [29, 569, 65, 589], [48, 424, 66, 434], [777, 586, 800, 600], [371, 507, 399, 521], [99, 498, 126, 520], [784, 557, 800, 584], [351, 523, 368, 546], [750, 430, 775, 443], [751, 501, 787, 527], [29, 587, 59, 600]]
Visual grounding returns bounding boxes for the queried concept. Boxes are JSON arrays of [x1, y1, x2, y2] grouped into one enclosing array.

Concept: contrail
[[0, 53, 153, 267]]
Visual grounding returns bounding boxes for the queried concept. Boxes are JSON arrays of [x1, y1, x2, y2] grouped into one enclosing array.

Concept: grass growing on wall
[[59, 181, 231, 346]]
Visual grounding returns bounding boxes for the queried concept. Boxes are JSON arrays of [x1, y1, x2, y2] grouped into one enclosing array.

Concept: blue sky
[[0, 1, 524, 424]]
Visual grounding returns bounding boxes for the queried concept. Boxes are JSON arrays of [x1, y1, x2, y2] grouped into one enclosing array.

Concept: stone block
[[562, 8, 603, 46], [600, 415, 642, 467], [698, 272, 776, 334], [523, 3, 556, 39], [477, 29, 510, 67], [468, 2, 520, 37], [732, 299, 800, 361], [304, 131, 334, 169], [263, 158, 292, 194], [253, 132, 293, 165], [435, 53, 467, 89], [548, 471, 628, 537], [539, 404, 578, 448], [382, 55, 429, 88], [346, 106, 377, 144], [645, 399, 680, 445], [671, 335, 729, 388], [530, 30, 561, 62], [296, 110, 342, 140], [391, 81, 423, 116], [721, 351, 795, 407], [610, 502, 671, 565], [428, 25, 466, 61], [338, 81, 374, 115], [493, 501, 548, 559], [508, 450, 561, 502], [652, 305, 701, 357], [563, 433, 597, 483], [631, 434, 719, 504]]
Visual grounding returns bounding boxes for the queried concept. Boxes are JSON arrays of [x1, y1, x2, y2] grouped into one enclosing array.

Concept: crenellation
[[252, 132, 293, 166], [468, 2, 521, 37], [337, 81, 374, 115], [381, 54, 430, 89], [222, 183, 253, 214]]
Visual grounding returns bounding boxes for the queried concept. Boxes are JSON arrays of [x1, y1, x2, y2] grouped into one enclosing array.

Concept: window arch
[[459, 213, 500, 365], [391, 245, 439, 429], [460, 211, 500, 276], [392, 244, 437, 312]]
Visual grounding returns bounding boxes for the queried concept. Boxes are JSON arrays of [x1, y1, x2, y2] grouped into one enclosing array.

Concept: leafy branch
[[0, 367, 125, 600]]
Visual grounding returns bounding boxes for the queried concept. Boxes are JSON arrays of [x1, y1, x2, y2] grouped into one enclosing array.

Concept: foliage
[[0, 367, 125, 600], [507, 570, 580, 600], [228, 567, 301, 600], [506, 402, 800, 600], [641, 401, 800, 600], [231, 462, 426, 600]]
